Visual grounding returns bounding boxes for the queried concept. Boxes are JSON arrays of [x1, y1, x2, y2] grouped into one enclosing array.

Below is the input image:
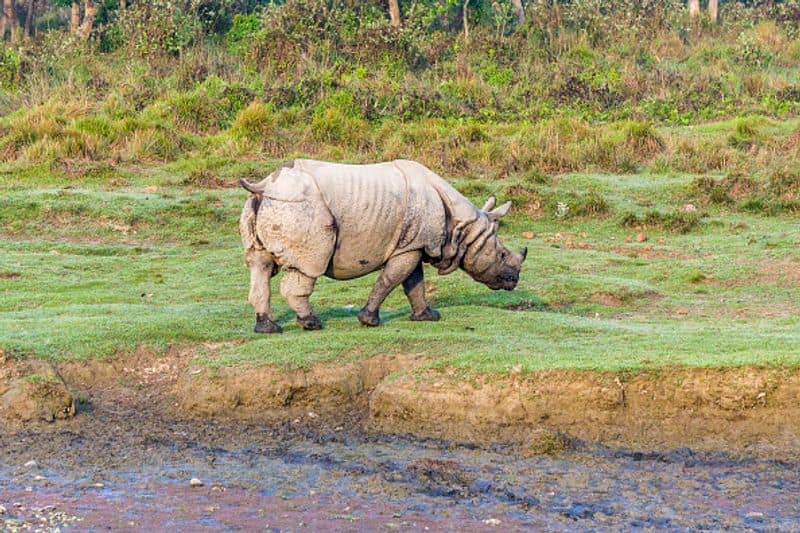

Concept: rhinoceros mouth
[[488, 274, 518, 291]]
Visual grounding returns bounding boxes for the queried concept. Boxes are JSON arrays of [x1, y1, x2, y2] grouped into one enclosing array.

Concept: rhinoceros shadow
[[272, 290, 543, 325], [273, 306, 408, 324]]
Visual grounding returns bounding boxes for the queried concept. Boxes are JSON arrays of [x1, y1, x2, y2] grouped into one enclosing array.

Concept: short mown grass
[[1, 146, 799, 373]]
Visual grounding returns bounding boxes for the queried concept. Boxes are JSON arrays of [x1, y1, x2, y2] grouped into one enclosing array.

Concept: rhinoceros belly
[[300, 160, 409, 280]]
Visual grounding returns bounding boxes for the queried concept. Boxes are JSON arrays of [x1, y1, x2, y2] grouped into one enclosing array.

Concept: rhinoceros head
[[436, 196, 527, 291], [461, 197, 527, 290]]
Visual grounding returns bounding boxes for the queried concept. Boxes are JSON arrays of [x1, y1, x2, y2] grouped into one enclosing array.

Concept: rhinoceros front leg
[[280, 268, 323, 330], [402, 261, 440, 322], [247, 250, 282, 334], [358, 251, 422, 327]]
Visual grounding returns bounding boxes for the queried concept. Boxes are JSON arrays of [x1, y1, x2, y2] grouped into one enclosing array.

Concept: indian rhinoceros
[[239, 159, 526, 333]]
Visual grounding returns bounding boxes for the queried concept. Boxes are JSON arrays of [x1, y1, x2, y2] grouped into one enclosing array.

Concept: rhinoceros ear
[[482, 196, 497, 212], [487, 201, 511, 221]]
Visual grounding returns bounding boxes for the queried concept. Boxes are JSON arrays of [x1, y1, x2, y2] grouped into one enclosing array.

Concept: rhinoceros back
[[295, 159, 446, 279]]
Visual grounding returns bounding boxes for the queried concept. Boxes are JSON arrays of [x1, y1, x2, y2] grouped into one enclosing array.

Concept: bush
[[311, 90, 368, 147], [230, 101, 275, 141], [0, 46, 21, 89]]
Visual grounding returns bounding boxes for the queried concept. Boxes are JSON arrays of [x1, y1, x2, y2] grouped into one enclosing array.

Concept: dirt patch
[[174, 354, 421, 419], [369, 367, 800, 456], [0, 271, 21, 280], [5, 350, 800, 457], [724, 257, 800, 288], [0, 356, 74, 423], [590, 292, 626, 306]]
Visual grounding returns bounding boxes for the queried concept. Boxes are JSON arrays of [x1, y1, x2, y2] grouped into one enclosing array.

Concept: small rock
[[746, 511, 764, 519], [682, 203, 697, 213], [33, 475, 45, 481], [577, 242, 589, 249], [24, 460, 38, 468], [624, 237, 632, 243], [642, 245, 653, 251], [636, 232, 648, 243], [675, 307, 689, 316], [93, 482, 105, 488], [189, 478, 204, 487], [521, 231, 535, 239], [143, 185, 159, 193], [0, 504, 6, 514], [307, 411, 317, 419], [483, 518, 502, 526]]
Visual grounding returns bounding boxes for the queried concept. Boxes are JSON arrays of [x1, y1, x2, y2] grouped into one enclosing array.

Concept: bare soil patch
[[2, 350, 800, 457], [724, 257, 800, 288]]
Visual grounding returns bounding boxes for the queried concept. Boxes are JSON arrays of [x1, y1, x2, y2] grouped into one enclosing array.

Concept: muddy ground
[[2, 351, 800, 530]]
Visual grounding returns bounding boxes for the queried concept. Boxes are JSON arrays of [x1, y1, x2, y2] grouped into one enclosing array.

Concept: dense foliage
[[0, 0, 799, 184]]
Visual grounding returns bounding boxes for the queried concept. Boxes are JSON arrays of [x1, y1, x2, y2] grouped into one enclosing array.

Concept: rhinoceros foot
[[410, 307, 440, 322], [254, 315, 283, 334], [297, 314, 323, 331], [357, 308, 380, 327]]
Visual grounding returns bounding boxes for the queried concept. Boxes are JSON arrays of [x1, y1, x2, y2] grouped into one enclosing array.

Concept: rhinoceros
[[239, 159, 526, 333]]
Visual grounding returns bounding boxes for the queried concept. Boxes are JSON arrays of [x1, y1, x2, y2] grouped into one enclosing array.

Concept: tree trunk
[[24, 0, 35, 36], [388, 0, 400, 27], [462, 0, 469, 40], [511, 0, 525, 26], [69, 1, 80, 33], [688, 0, 700, 20], [4, 0, 16, 41], [78, 0, 96, 40], [708, 0, 718, 23]]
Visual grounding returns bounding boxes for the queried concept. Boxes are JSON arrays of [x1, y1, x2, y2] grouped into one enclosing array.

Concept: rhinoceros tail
[[239, 178, 263, 195]]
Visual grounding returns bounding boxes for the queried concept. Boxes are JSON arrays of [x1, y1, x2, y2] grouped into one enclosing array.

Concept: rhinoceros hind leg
[[280, 268, 322, 330], [247, 250, 278, 330], [359, 251, 423, 327], [402, 261, 440, 322], [254, 314, 283, 334]]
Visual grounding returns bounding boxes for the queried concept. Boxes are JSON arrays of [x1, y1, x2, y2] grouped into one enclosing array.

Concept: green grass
[[1, 147, 799, 374]]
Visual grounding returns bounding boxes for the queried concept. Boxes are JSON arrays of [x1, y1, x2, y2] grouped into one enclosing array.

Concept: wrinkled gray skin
[[239, 159, 527, 333]]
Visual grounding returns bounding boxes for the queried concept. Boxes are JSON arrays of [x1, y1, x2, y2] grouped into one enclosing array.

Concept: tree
[[388, 0, 400, 27], [688, 0, 699, 20], [69, 1, 79, 32], [24, 0, 35, 36], [511, 0, 524, 26], [462, 0, 469, 39], [0, 0, 17, 40], [77, 0, 97, 40], [708, 0, 718, 23]]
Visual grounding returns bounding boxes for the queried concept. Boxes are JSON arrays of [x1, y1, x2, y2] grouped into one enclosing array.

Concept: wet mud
[[2, 396, 800, 531]]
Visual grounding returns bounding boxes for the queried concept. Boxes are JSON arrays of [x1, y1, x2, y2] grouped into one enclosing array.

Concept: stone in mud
[[190, 478, 204, 487], [1, 373, 75, 423]]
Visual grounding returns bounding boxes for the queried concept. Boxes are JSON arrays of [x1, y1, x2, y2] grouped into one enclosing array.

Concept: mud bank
[[3, 351, 800, 456]]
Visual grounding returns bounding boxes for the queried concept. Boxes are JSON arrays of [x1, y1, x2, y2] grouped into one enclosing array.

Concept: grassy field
[[2, 122, 799, 373]]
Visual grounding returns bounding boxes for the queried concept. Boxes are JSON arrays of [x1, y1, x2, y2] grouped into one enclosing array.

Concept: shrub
[[0, 46, 21, 89], [311, 90, 368, 147], [620, 210, 702, 233], [230, 101, 275, 141], [226, 13, 263, 56]]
